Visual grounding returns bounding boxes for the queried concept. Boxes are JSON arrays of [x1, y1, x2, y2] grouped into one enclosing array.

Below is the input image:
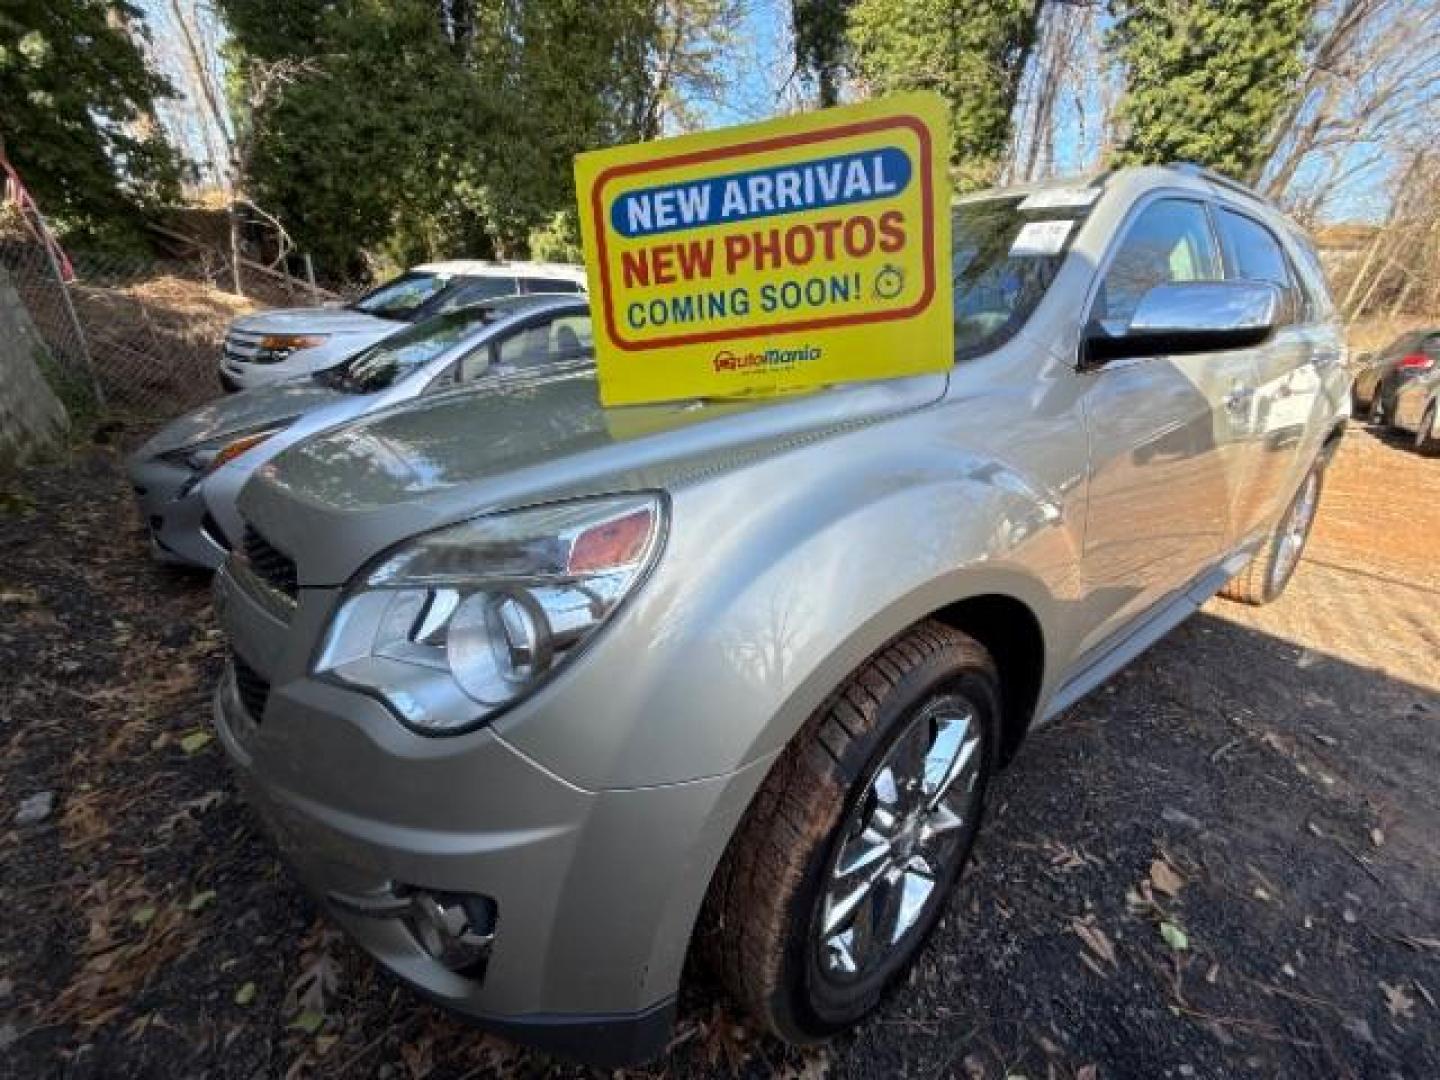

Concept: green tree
[[217, 0, 703, 271], [230, 0, 492, 273], [847, 0, 1041, 185], [1108, 0, 1314, 180], [793, 0, 852, 107], [0, 0, 182, 242]]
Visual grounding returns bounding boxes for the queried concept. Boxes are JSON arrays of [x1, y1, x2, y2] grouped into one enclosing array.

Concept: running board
[[1040, 550, 1252, 723]]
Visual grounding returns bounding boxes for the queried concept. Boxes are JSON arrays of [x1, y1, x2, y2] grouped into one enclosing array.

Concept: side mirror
[[1083, 280, 1286, 366]]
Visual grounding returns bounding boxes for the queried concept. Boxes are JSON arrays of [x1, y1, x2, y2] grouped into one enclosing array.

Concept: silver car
[[128, 295, 593, 568], [218, 261, 586, 392], [210, 166, 1349, 1064]]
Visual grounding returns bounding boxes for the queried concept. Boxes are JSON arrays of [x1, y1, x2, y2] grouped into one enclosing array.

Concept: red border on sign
[[591, 115, 937, 352]]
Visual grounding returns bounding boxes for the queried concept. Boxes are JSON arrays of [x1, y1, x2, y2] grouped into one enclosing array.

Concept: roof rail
[[1166, 161, 1265, 202]]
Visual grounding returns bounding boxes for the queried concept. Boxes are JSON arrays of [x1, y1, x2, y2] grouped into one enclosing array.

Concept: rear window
[[951, 192, 1094, 359]]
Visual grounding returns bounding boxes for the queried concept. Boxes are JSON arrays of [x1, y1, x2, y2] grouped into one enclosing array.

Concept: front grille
[[223, 330, 267, 365], [242, 526, 298, 600], [232, 652, 271, 722]]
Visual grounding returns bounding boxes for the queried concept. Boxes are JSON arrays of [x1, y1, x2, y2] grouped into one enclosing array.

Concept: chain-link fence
[[0, 212, 355, 428]]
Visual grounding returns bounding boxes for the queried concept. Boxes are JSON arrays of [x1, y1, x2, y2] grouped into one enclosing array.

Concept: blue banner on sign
[[610, 147, 913, 239]]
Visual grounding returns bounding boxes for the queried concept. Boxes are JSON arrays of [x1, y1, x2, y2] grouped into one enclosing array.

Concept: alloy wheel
[[1269, 470, 1319, 594], [815, 696, 984, 982]]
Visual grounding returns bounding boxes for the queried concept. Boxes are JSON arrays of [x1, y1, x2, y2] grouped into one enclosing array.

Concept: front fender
[[498, 426, 1084, 793]]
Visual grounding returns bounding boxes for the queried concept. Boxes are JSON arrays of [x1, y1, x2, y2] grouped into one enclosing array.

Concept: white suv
[[218, 260, 586, 392]]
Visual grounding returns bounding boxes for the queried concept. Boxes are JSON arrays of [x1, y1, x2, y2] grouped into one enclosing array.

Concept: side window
[[1214, 208, 1301, 322], [550, 314, 592, 358], [1423, 335, 1440, 360], [522, 276, 582, 294], [432, 276, 519, 314], [1286, 230, 1335, 318], [454, 345, 493, 384], [494, 313, 594, 372], [1093, 199, 1221, 331]]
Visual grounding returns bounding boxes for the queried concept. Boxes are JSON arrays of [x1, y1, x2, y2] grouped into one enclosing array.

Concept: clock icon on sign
[[874, 264, 905, 300]]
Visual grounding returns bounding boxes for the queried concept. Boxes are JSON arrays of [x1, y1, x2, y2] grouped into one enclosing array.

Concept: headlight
[[256, 334, 328, 362], [162, 425, 285, 483], [315, 494, 666, 735]]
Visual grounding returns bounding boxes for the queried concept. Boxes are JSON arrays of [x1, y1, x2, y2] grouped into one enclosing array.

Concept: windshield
[[952, 192, 1091, 359], [329, 306, 501, 393], [350, 272, 453, 320]]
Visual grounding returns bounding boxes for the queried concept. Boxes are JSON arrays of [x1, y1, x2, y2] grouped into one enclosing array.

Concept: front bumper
[[128, 458, 232, 569], [218, 357, 284, 392], [211, 565, 769, 1064]]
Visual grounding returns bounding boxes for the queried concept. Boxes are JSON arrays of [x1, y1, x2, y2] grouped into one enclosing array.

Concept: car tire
[[1416, 404, 1440, 457], [1219, 460, 1324, 606], [703, 620, 1000, 1043], [1368, 392, 1385, 426]]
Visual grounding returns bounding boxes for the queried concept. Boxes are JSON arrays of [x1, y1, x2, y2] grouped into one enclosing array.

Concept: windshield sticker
[[1018, 188, 1101, 211], [1010, 220, 1073, 257]]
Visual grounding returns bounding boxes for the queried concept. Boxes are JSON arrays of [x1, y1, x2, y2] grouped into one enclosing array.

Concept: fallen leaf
[[1370, 828, 1386, 848], [131, 905, 157, 928], [1077, 1067, 1098, 1080], [179, 731, 212, 755], [234, 982, 257, 1006], [1070, 917, 1117, 966], [1149, 858, 1184, 898], [290, 1009, 324, 1034], [187, 890, 217, 912], [1382, 981, 1415, 1019], [1159, 922, 1189, 951]]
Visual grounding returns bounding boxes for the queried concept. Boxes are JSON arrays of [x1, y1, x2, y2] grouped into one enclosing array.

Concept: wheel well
[[930, 595, 1045, 766]]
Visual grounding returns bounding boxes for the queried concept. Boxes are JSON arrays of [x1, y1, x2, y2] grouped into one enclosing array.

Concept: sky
[[138, 0, 1422, 226]]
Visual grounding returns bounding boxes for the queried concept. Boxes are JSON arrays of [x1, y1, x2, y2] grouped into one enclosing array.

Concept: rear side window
[[1285, 229, 1336, 318], [423, 276, 520, 317], [522, 276, 582, 294], [493, 312, 594, 372], [1092, 198, 1222, 331], [1215, 209, 1293, 290]]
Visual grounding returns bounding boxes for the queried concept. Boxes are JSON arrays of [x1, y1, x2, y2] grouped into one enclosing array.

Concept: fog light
[[405, 891, 496, 975]]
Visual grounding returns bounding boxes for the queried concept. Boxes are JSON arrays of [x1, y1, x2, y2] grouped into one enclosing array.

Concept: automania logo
[[713, 344, 823, 372]]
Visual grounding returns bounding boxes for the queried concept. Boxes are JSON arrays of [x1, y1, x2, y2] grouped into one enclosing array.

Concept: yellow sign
[[575, 93, 953, 406]]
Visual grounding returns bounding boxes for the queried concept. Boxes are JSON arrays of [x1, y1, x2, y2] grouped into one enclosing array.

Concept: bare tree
[[1004, 0, 1111, 184], [1259, 0, 1440, 222]]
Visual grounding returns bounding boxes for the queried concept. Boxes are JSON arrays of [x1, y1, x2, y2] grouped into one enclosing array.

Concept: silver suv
[[210, 166, 1349, 1064]]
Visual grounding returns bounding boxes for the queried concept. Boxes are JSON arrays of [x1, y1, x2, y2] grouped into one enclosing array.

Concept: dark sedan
[[1352, 329, 1439, 425]]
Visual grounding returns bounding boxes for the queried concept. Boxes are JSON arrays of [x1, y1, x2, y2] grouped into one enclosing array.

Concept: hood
[[230, 306, 400, 336], [241, 366, 949, 586], [135, 380, 346, 460]]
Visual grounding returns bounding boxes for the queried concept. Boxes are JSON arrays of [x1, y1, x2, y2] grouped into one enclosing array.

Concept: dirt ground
[[1, 424, 1436, 1080]]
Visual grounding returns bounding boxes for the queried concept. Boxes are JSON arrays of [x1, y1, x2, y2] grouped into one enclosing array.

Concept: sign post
[[576, 93, 953, 406]]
